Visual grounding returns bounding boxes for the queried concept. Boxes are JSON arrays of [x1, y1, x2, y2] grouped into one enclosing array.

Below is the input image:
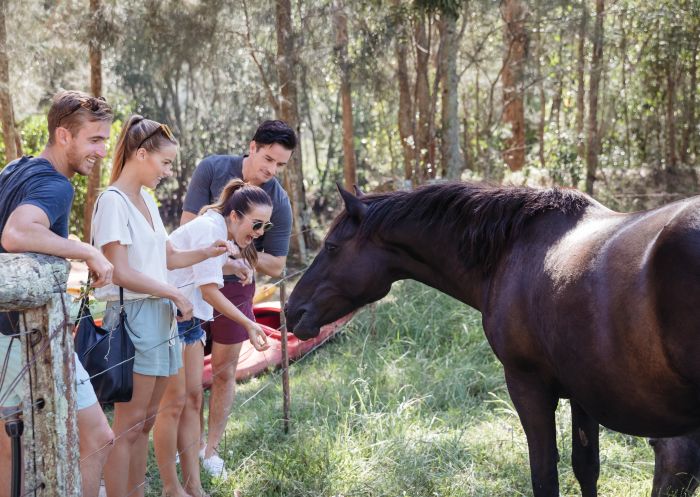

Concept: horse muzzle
[[284, 304, 321, 340]]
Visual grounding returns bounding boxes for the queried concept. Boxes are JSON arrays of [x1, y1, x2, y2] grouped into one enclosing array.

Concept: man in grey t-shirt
[[180, 120, 296, 477]]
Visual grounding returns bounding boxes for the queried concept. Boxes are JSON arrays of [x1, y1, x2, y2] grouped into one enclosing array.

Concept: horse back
[[485, 197, 700, 435]]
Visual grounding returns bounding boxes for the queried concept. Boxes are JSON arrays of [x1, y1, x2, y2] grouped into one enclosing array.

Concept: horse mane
[[345, 182, 592, 275]]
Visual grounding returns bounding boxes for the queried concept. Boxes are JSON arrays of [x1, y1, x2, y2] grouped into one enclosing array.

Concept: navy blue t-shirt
[[0, 156, 74, 253], [0, 156, 73, 335]]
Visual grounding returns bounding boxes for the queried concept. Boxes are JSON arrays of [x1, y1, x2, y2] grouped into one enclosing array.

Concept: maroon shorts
[[209, 280, 256, 345]]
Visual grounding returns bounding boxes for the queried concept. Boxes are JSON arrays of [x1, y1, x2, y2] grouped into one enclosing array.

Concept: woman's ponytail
[[199, 179, 247, 216]]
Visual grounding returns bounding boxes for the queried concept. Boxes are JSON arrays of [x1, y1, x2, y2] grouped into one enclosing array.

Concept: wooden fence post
[[279, 268, 290, 434], [0, 253, 80, 496]]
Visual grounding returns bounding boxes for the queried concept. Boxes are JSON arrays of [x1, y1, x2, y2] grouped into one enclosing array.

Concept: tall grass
[[143, 280, 655, 497]]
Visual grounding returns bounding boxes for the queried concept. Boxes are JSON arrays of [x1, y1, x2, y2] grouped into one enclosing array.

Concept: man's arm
[[180, 210, 197, 225], [1, 204, 113, 287], [256, 253, 286, 278]]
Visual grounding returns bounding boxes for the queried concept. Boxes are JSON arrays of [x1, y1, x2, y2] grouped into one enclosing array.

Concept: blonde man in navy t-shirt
[[0, 90, 114, 497]]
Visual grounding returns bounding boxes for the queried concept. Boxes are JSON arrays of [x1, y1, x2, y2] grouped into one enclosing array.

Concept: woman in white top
[[92, 115, 234, 497], [154, 179, 270, 497]]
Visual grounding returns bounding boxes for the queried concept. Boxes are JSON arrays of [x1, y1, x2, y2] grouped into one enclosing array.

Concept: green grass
[[141, 280, 655, 497]]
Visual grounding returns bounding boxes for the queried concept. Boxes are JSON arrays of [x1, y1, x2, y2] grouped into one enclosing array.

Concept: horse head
[[286, 185, 396, 339]]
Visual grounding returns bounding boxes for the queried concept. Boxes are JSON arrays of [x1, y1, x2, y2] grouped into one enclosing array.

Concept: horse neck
[[385, 226, 487, 311]]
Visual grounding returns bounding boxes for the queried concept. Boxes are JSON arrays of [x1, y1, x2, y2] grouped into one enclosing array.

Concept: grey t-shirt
[[183, 154, 292, 257]]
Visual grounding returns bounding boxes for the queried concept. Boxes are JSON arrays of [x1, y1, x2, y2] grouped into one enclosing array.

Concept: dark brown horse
[[285, 182, 700, 497]]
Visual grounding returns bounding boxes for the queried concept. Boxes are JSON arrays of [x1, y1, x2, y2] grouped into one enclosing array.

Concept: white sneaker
[[201, 453, 228, 479]]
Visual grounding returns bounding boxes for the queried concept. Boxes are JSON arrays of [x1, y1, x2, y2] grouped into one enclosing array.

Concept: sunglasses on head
[[58, 96, 107, 126], [137, 123, 175, 150], [237, 211, 274, 232]]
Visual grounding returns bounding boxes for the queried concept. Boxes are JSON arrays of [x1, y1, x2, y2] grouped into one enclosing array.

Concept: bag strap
[[81, 190, 124, 315]]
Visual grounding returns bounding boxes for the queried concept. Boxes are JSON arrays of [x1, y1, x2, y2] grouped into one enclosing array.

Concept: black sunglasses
[[137, 123, 175, 150], [237, 212, 274, 232]]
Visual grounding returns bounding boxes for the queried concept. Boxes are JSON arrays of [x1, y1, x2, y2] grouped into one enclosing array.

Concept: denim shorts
[[178, 317, 205, 346]]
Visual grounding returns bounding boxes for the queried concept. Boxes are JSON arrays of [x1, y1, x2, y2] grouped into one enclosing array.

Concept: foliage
[[5, 0, 696, 226]]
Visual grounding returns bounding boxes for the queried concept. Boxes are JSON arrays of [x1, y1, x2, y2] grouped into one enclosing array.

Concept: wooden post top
[[0, 253, 70, 311]]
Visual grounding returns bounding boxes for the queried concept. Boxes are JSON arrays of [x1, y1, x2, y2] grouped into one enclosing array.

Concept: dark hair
[[200, 178, 272, 267], [252, 120, 297, 150], [47, 90, 113, 144], [110, 115, 179, 184]]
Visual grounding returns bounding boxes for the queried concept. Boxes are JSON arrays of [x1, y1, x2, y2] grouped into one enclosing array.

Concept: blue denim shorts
[[178, 317, 205, 346]]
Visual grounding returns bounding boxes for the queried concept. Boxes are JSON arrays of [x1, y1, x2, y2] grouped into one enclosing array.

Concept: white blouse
[[92, 186, 169, 301], [168, 210, 228, 321]]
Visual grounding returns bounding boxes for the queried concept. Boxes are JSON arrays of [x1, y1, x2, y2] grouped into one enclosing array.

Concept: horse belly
[[487, 276, 700, 438]]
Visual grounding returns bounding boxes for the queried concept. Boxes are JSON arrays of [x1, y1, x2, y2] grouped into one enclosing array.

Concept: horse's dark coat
[[285, 182, 700, 497]]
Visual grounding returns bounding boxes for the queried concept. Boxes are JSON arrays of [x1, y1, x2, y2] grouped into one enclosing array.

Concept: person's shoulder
[[198, 154, 239, 170], [178, 211, 226, 244], [5, 157, 72, 196], [264, 178, 290, 203], [200, 210, 227, 232], [4, 156, 68, 182], [97, 187, 128, 209]]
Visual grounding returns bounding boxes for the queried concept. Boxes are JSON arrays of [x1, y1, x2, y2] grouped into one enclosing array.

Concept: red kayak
[[201, 302, 353, 388]]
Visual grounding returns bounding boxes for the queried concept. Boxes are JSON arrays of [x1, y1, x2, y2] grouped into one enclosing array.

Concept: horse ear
[[337, 183, 367, 220], [353, 185, 365, 198]]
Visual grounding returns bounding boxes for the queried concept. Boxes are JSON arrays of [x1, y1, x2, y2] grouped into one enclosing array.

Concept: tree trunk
[[549, 26, 564, 131], [83, 0, 103, 242], [393, 0, 414, 187], [440, 11, 463, 180], [475, 72, 482, 174], [620, 7, 631, 168], [535, 3, 545, 169], [275, 0, 307, 262], [334, 3, 356, 190], [500, 0, 528, 172], [576, 2, 587, 161], [681, 39, 697, 165], [585, 0, 604, 195], [0, 0, 18, 163], [666, 58, 677, 173], [414, 13, 432, 182]]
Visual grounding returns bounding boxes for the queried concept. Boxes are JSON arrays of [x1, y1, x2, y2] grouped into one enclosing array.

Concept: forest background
[[0, 0, 698, 264]]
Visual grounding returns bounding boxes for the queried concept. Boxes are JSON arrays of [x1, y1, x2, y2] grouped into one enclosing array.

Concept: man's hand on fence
[[86, 246, 114, 288]]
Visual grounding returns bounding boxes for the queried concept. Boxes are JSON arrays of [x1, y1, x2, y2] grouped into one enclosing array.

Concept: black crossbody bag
[[74, 286, 135, 403], [74, 188, 135, 403]]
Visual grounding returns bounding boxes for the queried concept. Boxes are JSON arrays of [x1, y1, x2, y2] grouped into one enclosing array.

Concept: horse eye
[[325, 242, 338, 252]]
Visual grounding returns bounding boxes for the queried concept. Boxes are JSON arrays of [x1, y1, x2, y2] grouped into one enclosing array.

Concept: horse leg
[[505, 371, 560, 497], [570, 401, 600, 497], [650, 433, 700, 497]]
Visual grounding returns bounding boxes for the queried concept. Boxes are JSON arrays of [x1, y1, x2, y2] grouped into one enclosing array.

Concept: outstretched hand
[[205, 239, 238, 259], [247, 323, 270, 351]]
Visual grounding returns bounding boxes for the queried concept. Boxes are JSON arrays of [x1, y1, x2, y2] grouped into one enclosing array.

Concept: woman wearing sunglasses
[[155, 178, 271, 496], [91, 116, 234, 497]]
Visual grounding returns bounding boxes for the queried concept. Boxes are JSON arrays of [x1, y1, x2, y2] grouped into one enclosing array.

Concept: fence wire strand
[[0, 260, 349, 497]]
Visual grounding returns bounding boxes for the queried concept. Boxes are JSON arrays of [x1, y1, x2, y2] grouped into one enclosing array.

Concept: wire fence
[[0, 255, 354, 497]]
